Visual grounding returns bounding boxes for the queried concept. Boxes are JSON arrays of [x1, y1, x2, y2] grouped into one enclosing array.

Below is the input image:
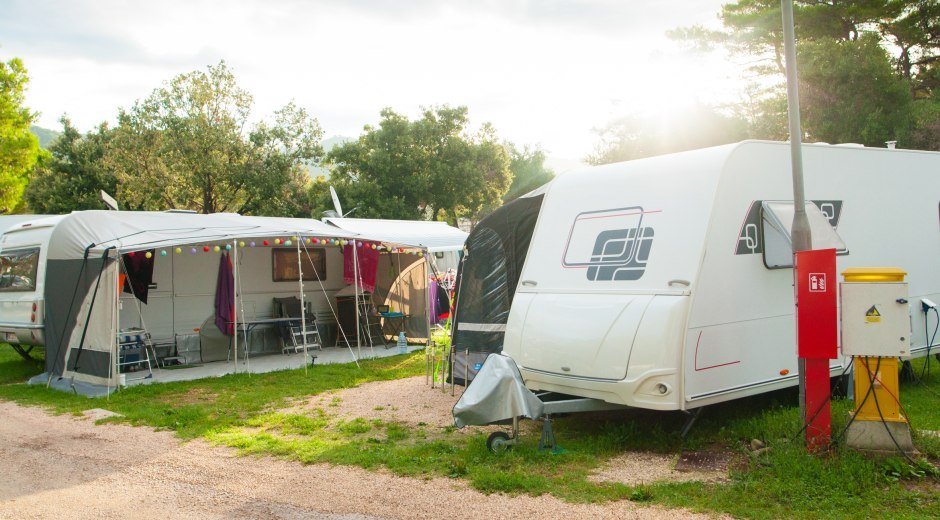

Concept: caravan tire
[[486, 431, 512, 453]]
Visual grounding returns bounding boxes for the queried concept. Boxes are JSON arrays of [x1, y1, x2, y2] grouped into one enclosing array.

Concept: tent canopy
[[46, 211, 358, 259], [324, 218, 468, 252]]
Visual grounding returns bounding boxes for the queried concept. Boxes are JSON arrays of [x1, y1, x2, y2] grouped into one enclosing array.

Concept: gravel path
[[0, 401, 720, 520]]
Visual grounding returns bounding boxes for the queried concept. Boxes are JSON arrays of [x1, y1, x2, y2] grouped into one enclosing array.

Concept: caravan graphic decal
[[562, 206, 656, 281], [735, 200, 843, 255]]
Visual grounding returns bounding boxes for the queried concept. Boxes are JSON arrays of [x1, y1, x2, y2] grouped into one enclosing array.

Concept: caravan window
[[0, 247, 39, 292], [760, 202, 847, 269], [272, 248, 326, 282]]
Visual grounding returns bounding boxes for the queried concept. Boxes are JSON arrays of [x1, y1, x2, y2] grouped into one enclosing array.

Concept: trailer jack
[[539, 415, 557, 451], [680, 407, 704, 439], [486, 416, 521, 453]]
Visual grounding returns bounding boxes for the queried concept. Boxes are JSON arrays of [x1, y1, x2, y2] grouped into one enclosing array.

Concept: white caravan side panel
[[505, 146, 729, 408], [686, 142, 940, 405]]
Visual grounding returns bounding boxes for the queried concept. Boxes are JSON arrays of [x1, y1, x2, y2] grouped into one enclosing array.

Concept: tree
[[585, 104, 749, 165], [109, 62, 324, 215], [503, 144, 555, 201], [798, 35, 913, 146], [670, 1, 939, 149], [324, 106, 512, 224], [25, 118, 116, 213], [0, 57, 41, 213]]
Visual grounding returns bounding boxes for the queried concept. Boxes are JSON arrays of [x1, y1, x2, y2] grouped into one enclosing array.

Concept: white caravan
[[0, 216, 63, 350], [452, 141, 940, 422]]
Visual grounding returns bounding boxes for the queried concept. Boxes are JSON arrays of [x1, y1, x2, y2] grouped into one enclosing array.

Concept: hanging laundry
[[214, 253, 235, 336], [121, 250, 155, 304], [343, 244, 379, 293]]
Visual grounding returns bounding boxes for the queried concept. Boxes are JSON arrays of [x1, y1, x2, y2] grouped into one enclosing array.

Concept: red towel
[[343, 244, 379, 293]]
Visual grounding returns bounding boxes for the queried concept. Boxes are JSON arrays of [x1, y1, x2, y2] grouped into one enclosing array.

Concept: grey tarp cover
[[452, 354, 543, 428]]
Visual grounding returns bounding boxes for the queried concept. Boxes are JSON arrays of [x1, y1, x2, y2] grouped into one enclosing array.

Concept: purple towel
[[215, 253, 234, 336]]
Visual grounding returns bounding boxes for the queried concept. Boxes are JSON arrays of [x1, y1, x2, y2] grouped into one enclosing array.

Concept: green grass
[[1, 344, 938, 518], [0, 345, 424, 439]]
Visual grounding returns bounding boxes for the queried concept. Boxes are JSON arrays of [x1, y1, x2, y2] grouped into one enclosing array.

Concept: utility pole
[[782, 0, 810, 253], [782, 0, 836, 452]]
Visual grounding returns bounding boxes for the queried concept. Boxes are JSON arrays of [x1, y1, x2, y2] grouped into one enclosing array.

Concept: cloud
[[4, 0, 733, 159]]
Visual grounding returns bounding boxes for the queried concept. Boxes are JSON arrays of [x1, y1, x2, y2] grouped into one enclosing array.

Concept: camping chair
[[273, 296, 321, 354], [358, 297, 388, 348], [116, 328, 155, 378], [286, 321, 322, 355]]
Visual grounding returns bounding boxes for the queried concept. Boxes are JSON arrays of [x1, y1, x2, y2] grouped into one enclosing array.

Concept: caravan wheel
[[486, 431, 512, 453]]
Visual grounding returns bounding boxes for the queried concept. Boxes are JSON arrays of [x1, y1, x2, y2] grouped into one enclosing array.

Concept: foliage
[[668, 1, 939, 150], [798, 34, 914, 146], [585, 104, 749, 165], [25, 118, 116, 213], [109, 62, 323, 214], [26, 62, 324, 216], [503, 144, 555, 202], [324, 106, 511, 224], [0, 57, 41, 213]]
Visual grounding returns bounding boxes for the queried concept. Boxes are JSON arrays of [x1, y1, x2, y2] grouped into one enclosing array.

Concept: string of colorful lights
[[124, 238, 426, 258]]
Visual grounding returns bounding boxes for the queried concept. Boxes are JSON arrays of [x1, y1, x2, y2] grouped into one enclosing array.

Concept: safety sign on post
[[794, 248, 838, 451]]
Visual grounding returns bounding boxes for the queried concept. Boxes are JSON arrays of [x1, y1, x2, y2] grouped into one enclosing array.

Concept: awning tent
[[324, 218, 468, 252], [41, 211, 358, 393], [325, 218, 469, 341]]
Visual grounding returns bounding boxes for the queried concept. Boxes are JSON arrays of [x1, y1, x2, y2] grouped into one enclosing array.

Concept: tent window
[[761, 202, 847, 269], [272, 248, 326, 281], [0, 247, 39, 292]]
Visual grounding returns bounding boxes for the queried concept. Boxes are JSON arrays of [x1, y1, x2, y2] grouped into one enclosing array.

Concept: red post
[[794, 248, 838, 451]]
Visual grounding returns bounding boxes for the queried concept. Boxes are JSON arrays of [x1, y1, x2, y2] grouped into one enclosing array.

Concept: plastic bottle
[[397, 332, 407, 354]]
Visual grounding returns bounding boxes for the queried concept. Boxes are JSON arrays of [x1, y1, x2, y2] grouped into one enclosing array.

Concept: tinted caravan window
[[0, 248, 40, 291]]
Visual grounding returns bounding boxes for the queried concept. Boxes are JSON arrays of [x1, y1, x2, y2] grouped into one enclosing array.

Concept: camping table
[[379, 312, 409, 344], [231, 317, 300, 358]]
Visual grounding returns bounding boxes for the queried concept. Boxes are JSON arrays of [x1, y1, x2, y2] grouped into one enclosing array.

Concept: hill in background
[[30, 125, 61, 149]]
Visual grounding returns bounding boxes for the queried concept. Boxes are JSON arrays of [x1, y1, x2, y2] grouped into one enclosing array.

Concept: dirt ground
[[300, 376, 728, 484], [0, 381, 725, 520]]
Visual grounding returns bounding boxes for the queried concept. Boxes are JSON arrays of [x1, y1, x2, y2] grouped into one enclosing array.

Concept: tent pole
[[358, 243, 375, 358], [353, 242, 362, 360], [296, 237, 309, 375], [233, 240, 242, 375], [231, 245, 237, 376], [299, 238, 359, 368], [395, 252, 404, 317], [109, 252, 118, 399]]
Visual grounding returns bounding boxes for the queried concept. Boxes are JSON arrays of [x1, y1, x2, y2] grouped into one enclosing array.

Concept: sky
[[1, 0, 740, 170]]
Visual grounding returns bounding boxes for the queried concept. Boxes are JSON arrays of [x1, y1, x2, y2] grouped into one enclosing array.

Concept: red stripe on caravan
[[693, 330, 741, 372]]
